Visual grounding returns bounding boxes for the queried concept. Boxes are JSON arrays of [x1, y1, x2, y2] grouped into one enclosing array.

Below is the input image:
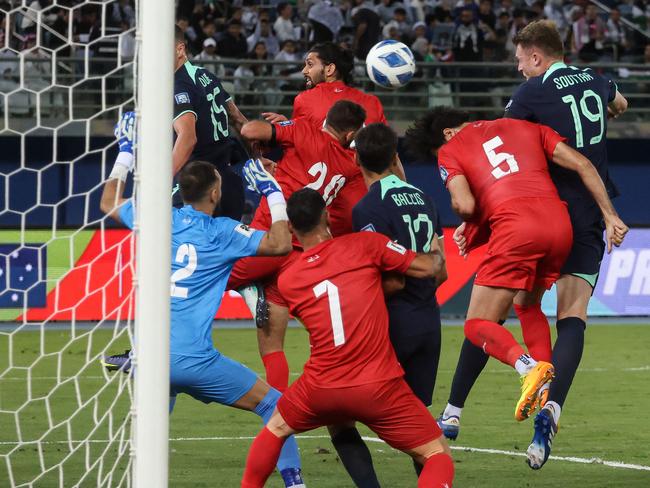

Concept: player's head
[[354, 123, 399, 176], [513, 20, 564, 79], [324, 100, 366, 148], [174, 24, 188, 68], [287, 188, 328, 239], [303, 42, 354, 88], [178, 161, 222, 212], [405, 107, 470, 158]]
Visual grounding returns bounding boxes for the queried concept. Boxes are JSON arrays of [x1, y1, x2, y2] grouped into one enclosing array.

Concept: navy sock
[[330, 427, 380, 488], [549, 317, 586, 408]]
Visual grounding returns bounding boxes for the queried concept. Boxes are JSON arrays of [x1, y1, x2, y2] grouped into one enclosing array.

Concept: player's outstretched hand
[[114, 111, 135, 154], [261, 112, 288, 124], [453, 222, 468, 258], [605, 215, 629, 253], [243, 158, 282, 197]]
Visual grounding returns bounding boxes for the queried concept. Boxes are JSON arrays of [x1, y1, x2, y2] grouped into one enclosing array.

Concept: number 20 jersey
[[437, 119, 565, 218], [505, 62, 619, 202], [277, 232, 416, 388]]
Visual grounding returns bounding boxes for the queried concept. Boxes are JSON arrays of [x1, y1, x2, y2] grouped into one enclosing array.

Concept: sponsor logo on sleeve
[[505, 99, 513, 111], [234, 224, 253, 238], [439, 166, 449, 184], [175, 92, 190, 104], [386, 240, 407, 255], [278, 120, 294, 126], [360, 223, 376, 232]]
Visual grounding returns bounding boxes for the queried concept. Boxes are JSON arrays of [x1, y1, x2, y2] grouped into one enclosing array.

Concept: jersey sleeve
[[538, 123, 567, 160], [365, 233, 416, 274], [437, 144, 464, 188], [504, 82, 534, 120], [173, 79, 198, 121], [352, 200, 392, 235], [292, 93, 306, 120], [118, 200, 135, 229], [215, 218, 265, 260], [606, 77, 618, 103], [273, 118, 311, 148]]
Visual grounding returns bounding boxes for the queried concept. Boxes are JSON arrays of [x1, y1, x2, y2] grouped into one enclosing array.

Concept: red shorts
[[475, 197, 572, 291], [277, 375, 442, 451], [227, 250, 300, 306]]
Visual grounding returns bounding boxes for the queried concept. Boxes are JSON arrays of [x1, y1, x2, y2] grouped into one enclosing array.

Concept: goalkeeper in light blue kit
[[101, 112, 305, 487]]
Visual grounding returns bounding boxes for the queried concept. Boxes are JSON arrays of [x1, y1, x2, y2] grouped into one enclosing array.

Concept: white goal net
[[0, 1, 172, 486]]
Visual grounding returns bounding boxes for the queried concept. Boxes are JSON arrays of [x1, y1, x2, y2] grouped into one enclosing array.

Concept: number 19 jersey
[[505, 62, 619, 202], [277, 232, 416, 388], [437, 119, 565, 218]]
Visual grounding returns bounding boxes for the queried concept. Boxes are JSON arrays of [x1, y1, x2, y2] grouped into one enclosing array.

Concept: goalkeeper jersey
[[119, 201, 264, 356]]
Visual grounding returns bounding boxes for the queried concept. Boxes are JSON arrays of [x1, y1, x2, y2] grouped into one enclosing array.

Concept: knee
[[464, 318, 480, 338], [414, 435, 451, 465]]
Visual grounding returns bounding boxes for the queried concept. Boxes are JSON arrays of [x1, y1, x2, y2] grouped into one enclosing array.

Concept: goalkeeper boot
[[102, 350, 132, 373], [238, 283, 270, 328], [515, 361, 554, 421], [526, 407, 558, 470], [437, 414, 460, 441], [280, 467, 306, 488]]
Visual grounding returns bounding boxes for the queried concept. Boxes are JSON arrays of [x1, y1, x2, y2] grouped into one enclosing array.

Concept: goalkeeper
[[100, 112, 305, 488]]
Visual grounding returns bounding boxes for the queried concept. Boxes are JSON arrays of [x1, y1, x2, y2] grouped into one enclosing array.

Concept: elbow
[[452, 199, 475, 221], [436, 266, 448, 287], [240, 123, 255, 141], [99, 198, 111, 216]]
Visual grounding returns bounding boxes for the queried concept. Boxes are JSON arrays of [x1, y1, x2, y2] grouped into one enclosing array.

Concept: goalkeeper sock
[[330, 427, 380, 488], [548, 317, 585, 407], [262, 351, 289, 393], [464, 318, 526, 369], [418, 453, 454, 487], [242, 426, 285, 488], [254, 389, 301, 472], [514, 303, 552, 362]]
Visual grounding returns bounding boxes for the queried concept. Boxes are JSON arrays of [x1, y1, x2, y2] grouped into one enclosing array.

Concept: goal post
[[133, 0, 173, 486]]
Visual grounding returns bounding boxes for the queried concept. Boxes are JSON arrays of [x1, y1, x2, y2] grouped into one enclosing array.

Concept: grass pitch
[[1, 324, 649, 487]]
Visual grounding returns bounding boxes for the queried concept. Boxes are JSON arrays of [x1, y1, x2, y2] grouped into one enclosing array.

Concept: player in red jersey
[[405, 107, 627, 421], [241, 188, 454, 488], [262, 42, 386, 127], [227, 101, 367, 394]]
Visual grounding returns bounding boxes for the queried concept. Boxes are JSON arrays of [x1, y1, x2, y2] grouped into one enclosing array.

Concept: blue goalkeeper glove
[[243, 158, 282, 198], [114, 111, 136, 154]]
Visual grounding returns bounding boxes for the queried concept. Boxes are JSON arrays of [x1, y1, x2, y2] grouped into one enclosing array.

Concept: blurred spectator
[[234, 42, 275, 106], [193, 38, 226, 78], [478, 0, 496, 30], [274, 39, 303, 90], [411, 21, 430, 57], [241, 0, 259, 36], [382, 7, 411, 40], [351, 0, 381, 60], [453, 0, 479, 23], [177, 17, 198, 49], [505, 8, 527, 56], [605, 7, 629, 60], [377, 0, 413, 25], [573, 4, 605, 62], [111, 0, 135, 29], [20, 1, 58, 35], [274, 3, 297, 43], [217, 19, 248, 59], [308, 0, 345, 43], [193, 20, 217, 54], [544, 0, 570, 41], [452, 8, 483, 61], [247, 18, 279, 56]]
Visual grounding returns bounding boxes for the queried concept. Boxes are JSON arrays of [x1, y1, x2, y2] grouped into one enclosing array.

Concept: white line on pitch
[[1, 435, 648, 472]]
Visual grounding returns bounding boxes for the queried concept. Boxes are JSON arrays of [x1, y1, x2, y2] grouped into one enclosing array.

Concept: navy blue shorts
[[561, 201, 605, 287]]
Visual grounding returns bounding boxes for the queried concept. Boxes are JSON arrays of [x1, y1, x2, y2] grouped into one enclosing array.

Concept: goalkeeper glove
[[243, 158, 288, 223], [114, 111, 136, 154]]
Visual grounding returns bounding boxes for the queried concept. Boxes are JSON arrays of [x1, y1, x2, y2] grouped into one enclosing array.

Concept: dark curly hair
[[404, 107, 470, 160]]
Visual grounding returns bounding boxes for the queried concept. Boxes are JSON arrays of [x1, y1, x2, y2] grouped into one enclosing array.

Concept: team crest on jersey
[[235, 224, 253, 238], [505, 99, 513, 111], [360, 223, 376, 232], [439, 166, 449, 184], [278, 120, 294, 126], [175, 92, 190, 104]]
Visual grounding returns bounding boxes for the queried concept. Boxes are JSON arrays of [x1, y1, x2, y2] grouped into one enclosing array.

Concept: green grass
[[1, 324, 649, 487]]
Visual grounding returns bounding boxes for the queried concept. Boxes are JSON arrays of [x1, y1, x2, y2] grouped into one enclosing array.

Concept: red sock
[[262, 351, 289, 392], [514, 304, 552, 362], [464, 318, 525, 368], [241, 426, 285, 488], [418, 453, 455, 487]]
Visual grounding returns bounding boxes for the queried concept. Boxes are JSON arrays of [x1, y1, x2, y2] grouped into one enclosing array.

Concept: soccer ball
[[365, 40, 416, 89]]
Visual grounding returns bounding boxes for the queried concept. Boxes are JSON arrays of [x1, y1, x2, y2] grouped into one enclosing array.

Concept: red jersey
[[252, 118, 366, 238], [277, 232, 416, 388], [293, 80, 386, 127], [437, 119, 565, 218]]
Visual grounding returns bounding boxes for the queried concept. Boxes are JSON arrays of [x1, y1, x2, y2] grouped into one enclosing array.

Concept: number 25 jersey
[[277, 232, 416, 388], [437, 119, 565, 218]]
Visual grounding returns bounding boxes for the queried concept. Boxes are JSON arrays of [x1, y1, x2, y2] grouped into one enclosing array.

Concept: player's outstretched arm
[[226, 100, 248, 134], [608, 90, 628, 119], [404, 234, 446, 279], [447, 175, 476, 220], [551, 142, 629, 252], [172, 113, 197, 175], [240, 120, 273, 142], [100, 112, 135, 224], [243, 159, 292, 256]]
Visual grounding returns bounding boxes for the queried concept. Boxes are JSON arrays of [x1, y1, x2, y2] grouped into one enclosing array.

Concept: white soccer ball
[[365, 40, 416, 89]]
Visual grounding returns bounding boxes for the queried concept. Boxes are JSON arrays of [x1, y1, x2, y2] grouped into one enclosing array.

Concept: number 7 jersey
[[277, 232, 416, 388], [437, 119, 565, 218]]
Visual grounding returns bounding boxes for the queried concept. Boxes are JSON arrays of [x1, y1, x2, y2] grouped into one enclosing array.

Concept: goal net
[[0, 1, 172, 486]]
